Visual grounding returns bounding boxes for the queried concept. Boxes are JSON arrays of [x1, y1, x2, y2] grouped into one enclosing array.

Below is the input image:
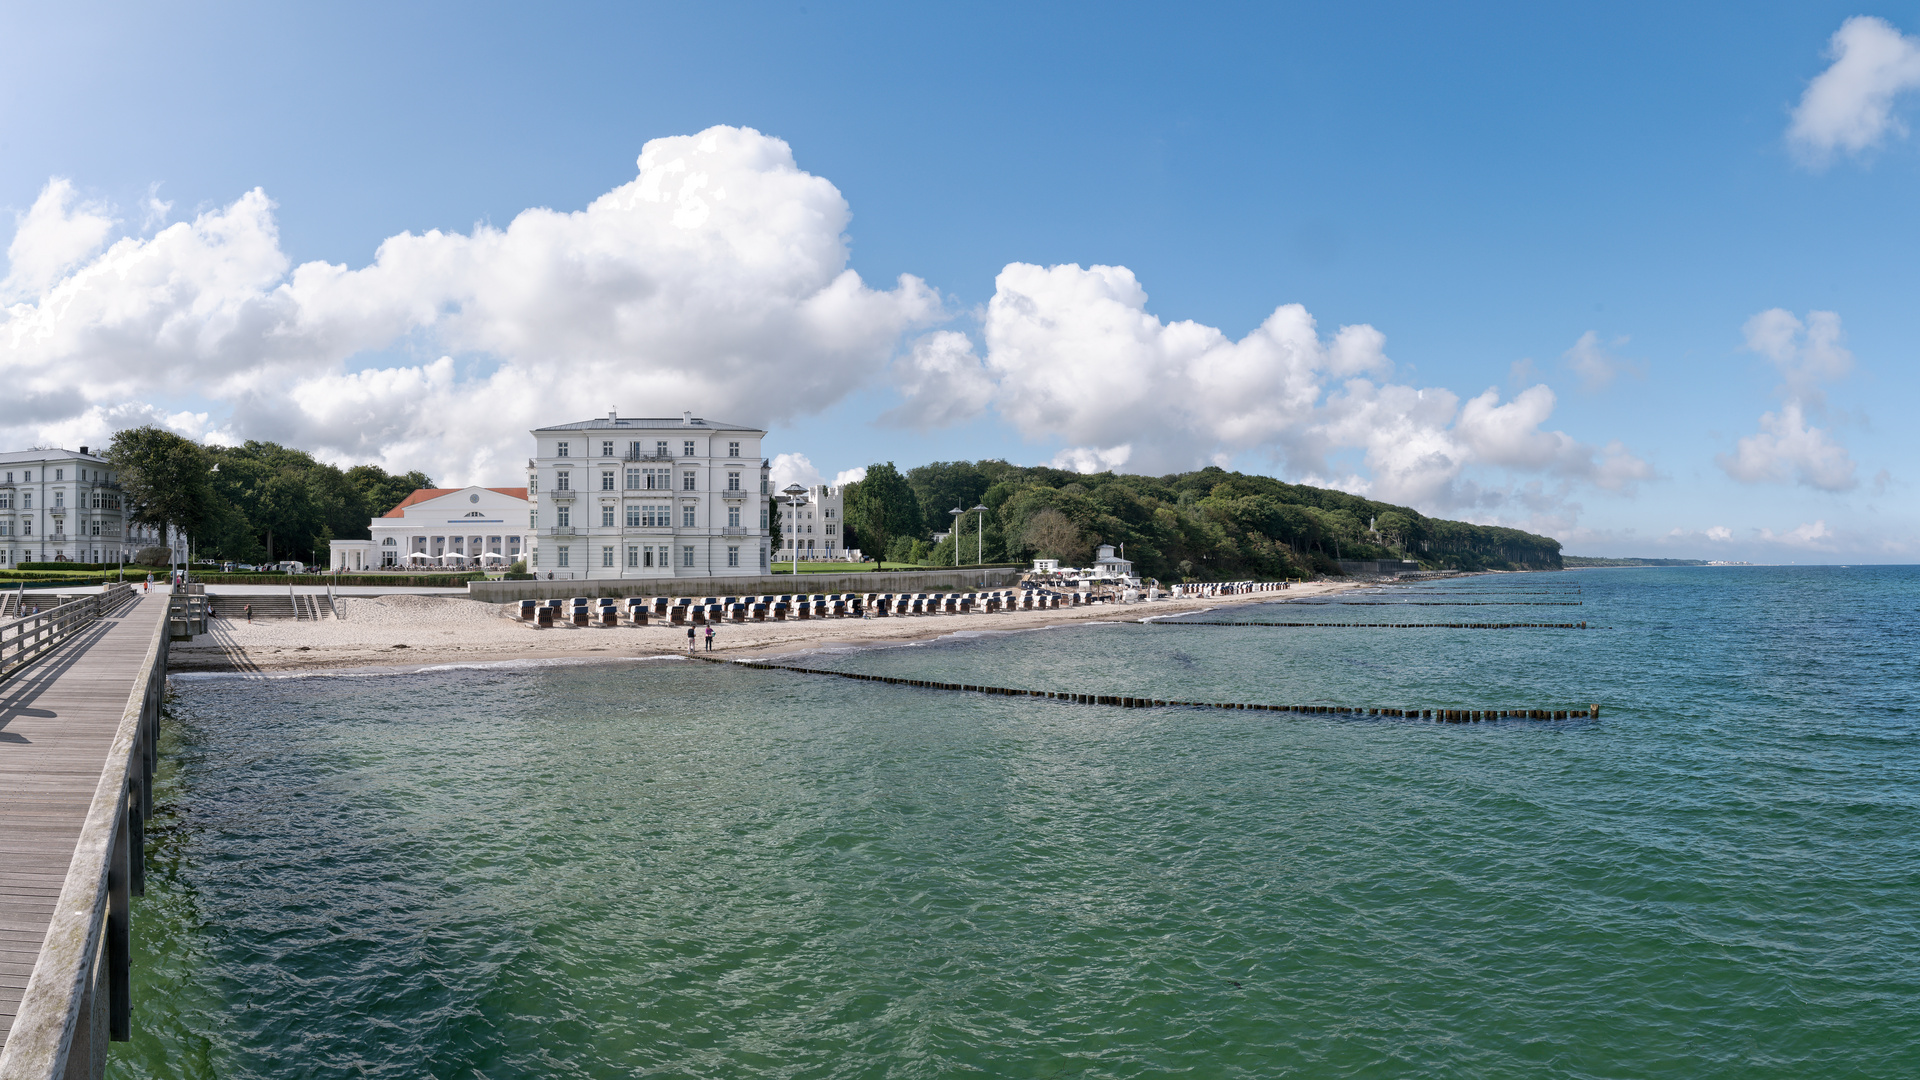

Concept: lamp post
[[948, 507, 963, 566], [972, 504, 988, 566], [782, 484, 809, 575]]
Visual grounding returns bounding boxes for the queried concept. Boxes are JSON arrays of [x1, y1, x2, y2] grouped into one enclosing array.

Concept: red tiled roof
[[380, 487, 531, 518]]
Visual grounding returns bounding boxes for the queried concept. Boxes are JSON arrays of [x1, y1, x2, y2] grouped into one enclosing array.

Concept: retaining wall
[[467, 568, 1021, 603]]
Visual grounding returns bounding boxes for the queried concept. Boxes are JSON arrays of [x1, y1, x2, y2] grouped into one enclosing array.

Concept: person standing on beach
[[687, 625, 696, 651], [704, 625, 715, 651]]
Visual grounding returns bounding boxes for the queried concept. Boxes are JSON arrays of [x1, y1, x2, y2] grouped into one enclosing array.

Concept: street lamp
[[972, 504, 988, 566], [782, 483, 809, 575], [948, 507, 963, 566]]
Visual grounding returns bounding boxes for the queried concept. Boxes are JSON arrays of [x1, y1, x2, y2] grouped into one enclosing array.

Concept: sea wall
[[467, 568, 1021, 603]]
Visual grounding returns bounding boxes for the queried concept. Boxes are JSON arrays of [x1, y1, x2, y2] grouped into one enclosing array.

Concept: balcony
[[548, 490, 575, 502], [722, 527, 750, 536], [622, 452, 675, 462], [545, 527, 577, 537]]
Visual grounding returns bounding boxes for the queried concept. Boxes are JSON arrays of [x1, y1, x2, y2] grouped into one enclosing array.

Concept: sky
[[2, 1, 1917, 562]]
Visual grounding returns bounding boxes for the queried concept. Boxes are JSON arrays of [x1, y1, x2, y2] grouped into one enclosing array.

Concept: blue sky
[[2, 2, 1916, 560]]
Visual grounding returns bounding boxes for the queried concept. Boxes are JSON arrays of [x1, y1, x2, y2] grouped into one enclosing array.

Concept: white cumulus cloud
[[768, 452, 825, 492], [1561, 330, 1640, 391], [0, 126, 939, 484], [1788, 16, 1920, 166], [970, 262, 1644, 512], [1718, 309, 1858, 492], [881, 330, 994, 427]]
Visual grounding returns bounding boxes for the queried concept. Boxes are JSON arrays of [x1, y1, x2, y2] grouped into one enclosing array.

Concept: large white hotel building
[[0, 446, 169, 568], [526, 412, 771, 579]]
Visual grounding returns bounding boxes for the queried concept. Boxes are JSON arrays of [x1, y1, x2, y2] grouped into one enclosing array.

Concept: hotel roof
[[380, 487, 530, 518], [532, 415, 762, 433]]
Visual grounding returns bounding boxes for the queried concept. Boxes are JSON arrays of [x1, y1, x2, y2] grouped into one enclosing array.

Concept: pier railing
[[0, 584, 135, 683], [0, 594, 167, 1080]]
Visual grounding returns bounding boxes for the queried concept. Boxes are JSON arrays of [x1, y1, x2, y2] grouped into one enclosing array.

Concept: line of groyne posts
[[689, 656, 1602, 722], [512, 583, 1292, 627]]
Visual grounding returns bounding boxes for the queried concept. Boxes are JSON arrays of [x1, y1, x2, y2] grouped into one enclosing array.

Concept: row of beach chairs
[[514, 589, 1094, 627]]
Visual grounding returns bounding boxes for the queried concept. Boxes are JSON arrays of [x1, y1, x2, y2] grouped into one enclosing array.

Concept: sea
[[114, 566, 1920, 1079]]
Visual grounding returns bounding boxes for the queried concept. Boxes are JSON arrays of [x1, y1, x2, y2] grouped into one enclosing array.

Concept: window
[[656, 440, 668, 457], [629, 441, 642, 458], [556, 471, 571, 490], [727, 546, 740, 567], [602, 440, 614, 457], [557, 546, 570, 567], [728, 506, 741, 528], [557, 506, 571, 527], [626, 506, 641, 528], [644, 504, 671, 527], [21, 493, 29, 509], [601, 505, 615, 527], [626, 468, 641, 489], [728, 441, 740, 457], [682, 471, 695, 491], [529, 476, 538, 492], [603, 546, 615, 567], [91, 492, 100, 509], [761, 477, 768, 495], [683, 441, 695, 456], [828, 523, 837, 535], [530, 510, 537, 526], [382, 537, 397, 546], [601, 471, 615, 491], [824, 508, 835, 519], [92, 521, 100, 536], [681, 545, 695, 567], [760, 507, 768, 529], [54, 491, 64, 508], [627, 545, 639, 567], [55, 469, 63, 481], [557, 442, 570, 458], [727, 472, 741, 491], [682, 505, 696, 528], [0, 493, 8, 509], [760, 545, 767, 568]]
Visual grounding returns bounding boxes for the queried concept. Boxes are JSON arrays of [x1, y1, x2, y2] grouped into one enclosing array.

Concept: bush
[[134, 546, 173, 567]]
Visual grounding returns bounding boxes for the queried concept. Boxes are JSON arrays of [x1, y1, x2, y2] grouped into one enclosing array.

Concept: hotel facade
[[527, 413, 771, 579], [329, 485, 535, 571], [0, 447, 134, 567], [777, 483, 850, 561]]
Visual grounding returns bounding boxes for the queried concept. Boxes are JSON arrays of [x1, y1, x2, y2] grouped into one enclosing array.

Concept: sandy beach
[[168, 582, 1363, 673]]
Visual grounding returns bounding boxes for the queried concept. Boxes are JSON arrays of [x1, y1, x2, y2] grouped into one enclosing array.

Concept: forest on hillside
[[839, 460, 1561, 581]]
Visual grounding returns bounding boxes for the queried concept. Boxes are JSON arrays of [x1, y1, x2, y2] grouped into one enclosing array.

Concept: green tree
[[844, 462, 921, 565], [107, 426, 211, 559]]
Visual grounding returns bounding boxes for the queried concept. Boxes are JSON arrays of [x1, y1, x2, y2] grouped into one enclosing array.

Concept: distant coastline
[[1563, 556, 1753, 568]]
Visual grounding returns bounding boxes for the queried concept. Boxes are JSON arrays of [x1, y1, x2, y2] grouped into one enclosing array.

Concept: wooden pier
[[0, 589, 169, 1080]]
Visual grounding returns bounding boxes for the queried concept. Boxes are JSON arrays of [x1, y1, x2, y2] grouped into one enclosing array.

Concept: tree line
[[108, 426, 430, 565], [840, 460, 1562, 580]]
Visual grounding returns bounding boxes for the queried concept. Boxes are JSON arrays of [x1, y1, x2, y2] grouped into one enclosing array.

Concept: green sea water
[[115, 567, 1920, 1078]]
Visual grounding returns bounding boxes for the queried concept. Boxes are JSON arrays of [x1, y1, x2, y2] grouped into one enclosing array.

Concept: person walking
[[704, 625, 715, 651], [686, 625, 696, 651], [244, 603, 252, 623]]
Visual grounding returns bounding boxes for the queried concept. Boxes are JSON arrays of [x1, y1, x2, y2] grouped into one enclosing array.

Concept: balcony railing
[[545, 527, 577, 536], [622, 452, 676, 462], [722, 527, 750, 536]]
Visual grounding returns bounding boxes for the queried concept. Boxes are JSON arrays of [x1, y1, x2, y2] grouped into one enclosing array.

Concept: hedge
[[190, 573, 487, 588]]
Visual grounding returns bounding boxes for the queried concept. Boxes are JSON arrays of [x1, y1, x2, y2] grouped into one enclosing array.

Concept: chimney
[[79, 446, 88, 456], [682, 410, 693, 426], [608, 408, 618, 422]]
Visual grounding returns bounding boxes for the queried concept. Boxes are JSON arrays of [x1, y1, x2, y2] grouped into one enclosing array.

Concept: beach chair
[[536, 607, 554, 627]]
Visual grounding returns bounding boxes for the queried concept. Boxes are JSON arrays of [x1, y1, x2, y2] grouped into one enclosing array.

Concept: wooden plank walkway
[[0, 593, 165, 1053]]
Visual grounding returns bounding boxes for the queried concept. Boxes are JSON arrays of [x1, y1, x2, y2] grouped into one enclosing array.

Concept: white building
[[777, 483, 850, 561], [0, 447, 133, 568], [1094, 544, 1134, 580], [329, 485, 535, 571], [527, 412, 770, 579]]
